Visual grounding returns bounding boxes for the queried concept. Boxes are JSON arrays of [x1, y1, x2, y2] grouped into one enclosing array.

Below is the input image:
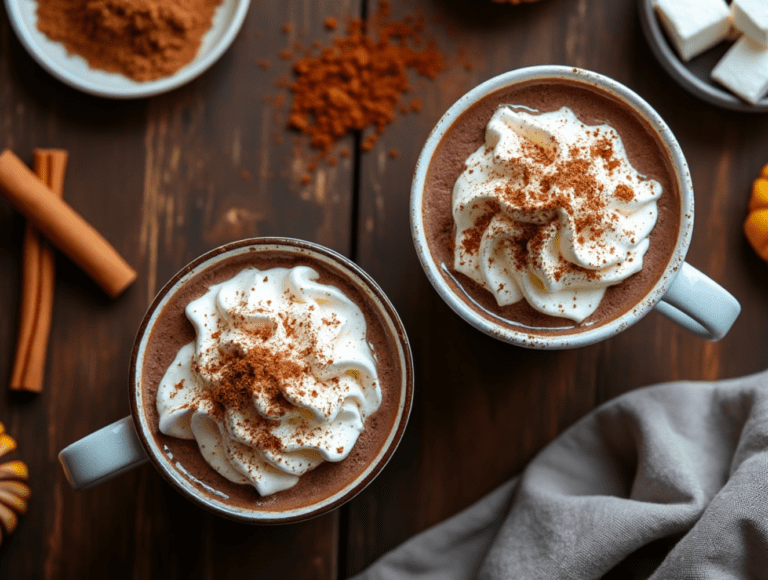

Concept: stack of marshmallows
[[654, 0, 768, 104]]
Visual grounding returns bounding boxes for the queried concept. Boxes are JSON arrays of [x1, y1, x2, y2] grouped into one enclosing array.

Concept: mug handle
[[58, 416, 149, 491], [653, 262, 741, 341]]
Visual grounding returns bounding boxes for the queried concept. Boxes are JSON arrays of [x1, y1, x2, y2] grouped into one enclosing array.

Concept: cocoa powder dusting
[[614, 183, 635, 202], [194, 309, 331, 456], [591, 136, 621, 173], [36, 0, 224, 82], [473, 126, 616, 282], [460, 200, 500, 256], [283, 1, 445, 167]]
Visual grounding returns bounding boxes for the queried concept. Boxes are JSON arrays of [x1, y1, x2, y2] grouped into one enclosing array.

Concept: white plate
[[4, 0, 250, 99]]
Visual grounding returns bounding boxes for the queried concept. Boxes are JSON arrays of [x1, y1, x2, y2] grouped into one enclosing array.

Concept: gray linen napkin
[[352, 370, 768, 580]]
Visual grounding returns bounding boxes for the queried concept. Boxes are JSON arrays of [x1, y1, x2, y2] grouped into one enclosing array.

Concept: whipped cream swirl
[[453, 106, 662, 323], [156, 266, 381, 496]]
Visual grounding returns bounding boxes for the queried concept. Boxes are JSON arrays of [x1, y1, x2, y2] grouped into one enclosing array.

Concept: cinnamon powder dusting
[[460, 200, 500, 256], [475, 135, 615, 282], [192, 306, 340, 456], [614, 184, 635, 203], [591, 136, 621, 173], [212, 346, 301, 416]]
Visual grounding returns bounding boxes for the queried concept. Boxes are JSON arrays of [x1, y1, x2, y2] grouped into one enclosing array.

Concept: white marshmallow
[[732, 0, 768, 46], [711, 35, 768, 104], [653, 0, 732, 61]]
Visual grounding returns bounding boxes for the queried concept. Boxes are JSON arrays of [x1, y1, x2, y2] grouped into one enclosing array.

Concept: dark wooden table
[[1, 0, 767, 578]]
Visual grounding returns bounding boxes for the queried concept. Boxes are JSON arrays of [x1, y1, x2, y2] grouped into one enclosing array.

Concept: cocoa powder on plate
[[36, 0, 223, 82]]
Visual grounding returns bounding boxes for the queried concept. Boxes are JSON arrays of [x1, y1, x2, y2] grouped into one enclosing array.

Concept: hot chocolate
[[138, 248, 407, 515], [421, 78, 681, 336]]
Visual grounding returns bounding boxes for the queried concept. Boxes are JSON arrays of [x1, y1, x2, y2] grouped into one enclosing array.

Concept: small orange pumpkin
[[744, 163, 768, 262], [0, 423, 30, 543]]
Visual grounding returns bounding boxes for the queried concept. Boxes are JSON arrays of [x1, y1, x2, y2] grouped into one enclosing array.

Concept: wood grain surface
[[1, 0, 767, 578]]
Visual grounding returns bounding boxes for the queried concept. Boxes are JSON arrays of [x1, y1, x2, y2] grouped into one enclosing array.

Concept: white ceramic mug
[[59, 238, 414, 523], [410, 66, 740, 349]]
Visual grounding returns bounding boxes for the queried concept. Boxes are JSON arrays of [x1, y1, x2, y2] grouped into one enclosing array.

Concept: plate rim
[[3, 0, 251, 99]]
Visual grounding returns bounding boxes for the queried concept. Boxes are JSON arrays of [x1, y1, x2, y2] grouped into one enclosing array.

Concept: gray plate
[[638, 0, 768, 113]]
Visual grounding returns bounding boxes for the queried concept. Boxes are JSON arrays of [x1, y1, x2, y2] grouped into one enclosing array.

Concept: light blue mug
[[59, 238, 414, 523], [410, 66, 740, 349]]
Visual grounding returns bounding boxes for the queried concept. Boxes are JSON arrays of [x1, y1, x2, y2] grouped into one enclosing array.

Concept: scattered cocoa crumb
[[361, 134, 378, 152], [458, 47, 474, 72], [388, 149, 399, 159], [461, 200, 500, 256], [241, 170, 252, 180], [279, 49, 293, 60], [280, 0, 445, 177], [258, 60, 271, 70], [614, 183, 635, 202], [591, 137, 621, 173], [283, 23, 293, 34], [324, 16, 338, 30]]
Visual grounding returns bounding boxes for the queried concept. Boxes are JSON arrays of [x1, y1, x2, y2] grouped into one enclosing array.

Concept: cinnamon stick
[[10, 150, 68, 392], [0, 149, 137, 299]]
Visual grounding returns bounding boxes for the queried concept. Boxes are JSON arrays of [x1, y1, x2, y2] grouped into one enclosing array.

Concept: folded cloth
[[352, 370, 768, 580]]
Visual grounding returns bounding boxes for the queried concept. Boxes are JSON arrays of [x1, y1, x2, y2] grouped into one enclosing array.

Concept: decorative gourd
[[0, 423, 30, 543], [744, 163, 768, 262]]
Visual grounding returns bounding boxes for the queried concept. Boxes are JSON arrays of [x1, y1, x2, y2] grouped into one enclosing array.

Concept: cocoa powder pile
[[283, 1, 446, 177], [36, 0, 223, 82]]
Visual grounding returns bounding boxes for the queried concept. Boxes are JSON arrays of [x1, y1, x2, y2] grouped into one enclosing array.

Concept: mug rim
[[410, 65, 694, 349], [128, 237, 414, 524]]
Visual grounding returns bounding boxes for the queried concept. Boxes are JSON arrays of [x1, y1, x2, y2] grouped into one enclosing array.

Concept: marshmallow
[[653, 0, 732, 61], [712, 35, 768, 104], [732, 0, 768, 46]]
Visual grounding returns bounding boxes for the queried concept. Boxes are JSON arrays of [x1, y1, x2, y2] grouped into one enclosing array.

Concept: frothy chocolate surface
[[422, 79, 681, 335], [140, 250, 403, 512]]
